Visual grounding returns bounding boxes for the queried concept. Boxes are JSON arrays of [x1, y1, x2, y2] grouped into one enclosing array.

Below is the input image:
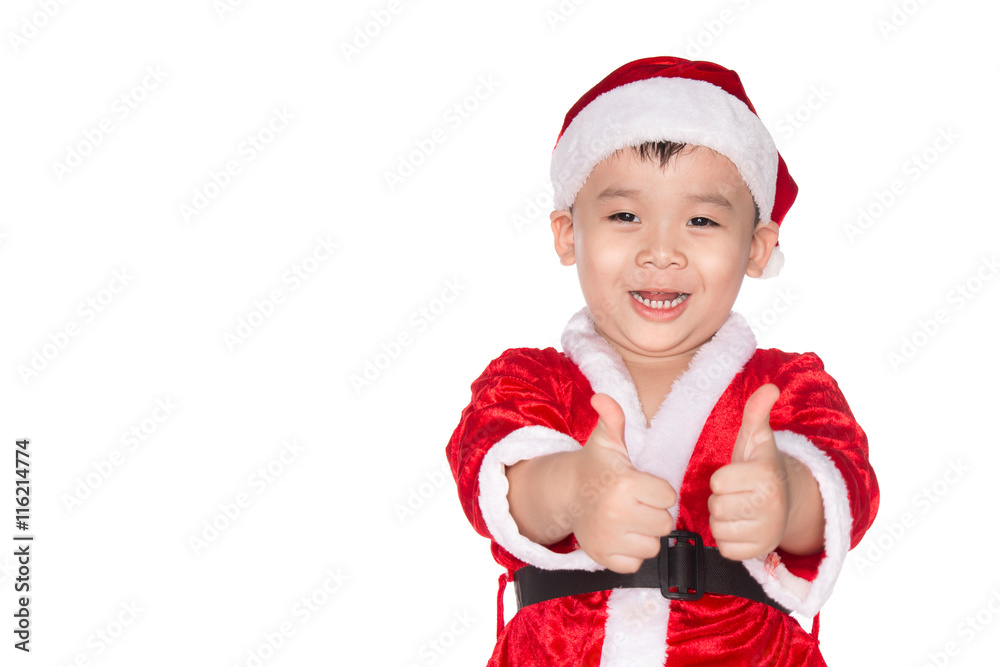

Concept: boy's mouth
[[629, 291, 690, 310]]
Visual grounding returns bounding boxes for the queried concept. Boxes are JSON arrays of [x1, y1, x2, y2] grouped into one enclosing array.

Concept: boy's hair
[[630, 140, 687, 168], [609, 140, 762, 227]]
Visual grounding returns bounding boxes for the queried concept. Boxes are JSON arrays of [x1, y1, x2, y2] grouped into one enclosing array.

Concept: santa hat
[[550, 56, 797, 278]]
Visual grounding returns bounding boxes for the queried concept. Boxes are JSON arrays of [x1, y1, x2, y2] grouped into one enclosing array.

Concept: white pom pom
[[759, 245, 784, 279]]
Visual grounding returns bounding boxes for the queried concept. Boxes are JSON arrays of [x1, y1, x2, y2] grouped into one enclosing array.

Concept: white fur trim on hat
[[550, 77, 778, 226]]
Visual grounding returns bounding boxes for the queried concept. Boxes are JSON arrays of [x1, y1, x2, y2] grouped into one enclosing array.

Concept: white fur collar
[[560, 308, 757, 512]]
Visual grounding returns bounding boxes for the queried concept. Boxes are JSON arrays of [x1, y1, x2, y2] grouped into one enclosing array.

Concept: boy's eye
[[610, 212, 639, 224], [688, 216, 719, 227]]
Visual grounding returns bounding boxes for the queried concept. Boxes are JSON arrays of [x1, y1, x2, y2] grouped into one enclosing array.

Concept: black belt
[[513, 531, 790, 615]]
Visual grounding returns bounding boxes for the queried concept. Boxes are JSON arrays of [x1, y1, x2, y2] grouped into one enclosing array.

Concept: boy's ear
[[550, 209, 576, 266], [746, 221, 779, 278]]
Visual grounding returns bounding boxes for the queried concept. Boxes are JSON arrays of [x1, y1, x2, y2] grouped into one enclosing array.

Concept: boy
[[446, 56, 878, 666]]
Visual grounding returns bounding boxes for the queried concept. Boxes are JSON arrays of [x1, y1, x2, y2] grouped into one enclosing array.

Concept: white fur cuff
[[741, 430, 852, 618], [478, 425, 603, 571]]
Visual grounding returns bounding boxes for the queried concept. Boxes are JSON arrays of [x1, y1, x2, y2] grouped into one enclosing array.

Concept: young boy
[[446, 56, 879, 666]]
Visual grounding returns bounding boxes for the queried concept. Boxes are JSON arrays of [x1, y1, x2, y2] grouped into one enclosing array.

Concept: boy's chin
[[595, 324, 712, 361]]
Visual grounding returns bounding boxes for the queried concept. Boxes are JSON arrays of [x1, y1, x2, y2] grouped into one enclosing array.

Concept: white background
[[2, 0, 998, 665]]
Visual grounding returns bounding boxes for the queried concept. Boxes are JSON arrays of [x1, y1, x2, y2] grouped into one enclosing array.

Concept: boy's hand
[[570, 393, 677, 574], [708, 384, 789, 561]]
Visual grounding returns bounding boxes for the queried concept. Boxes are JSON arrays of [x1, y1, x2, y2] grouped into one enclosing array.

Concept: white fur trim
[[550, 77, 778, 225], [561, 308, 757, 515], [560, 308, 758, 665], [741, 430, 852, 618], [759, 244, 784, 279], [478, 425, 603, 571], [600, 590, 669, 666]]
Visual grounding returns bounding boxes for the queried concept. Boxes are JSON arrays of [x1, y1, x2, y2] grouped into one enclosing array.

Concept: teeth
[[630, 292, 689, 309]]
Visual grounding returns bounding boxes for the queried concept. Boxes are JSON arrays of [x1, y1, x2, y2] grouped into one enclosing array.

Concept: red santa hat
[[550, 56, 797, 277]]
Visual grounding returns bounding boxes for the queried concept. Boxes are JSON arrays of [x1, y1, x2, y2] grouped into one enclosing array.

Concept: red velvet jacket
[[447, 310, 879, 666]]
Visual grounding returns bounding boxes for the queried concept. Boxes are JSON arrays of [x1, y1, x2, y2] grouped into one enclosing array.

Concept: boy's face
[[551, 145, 778, 364]]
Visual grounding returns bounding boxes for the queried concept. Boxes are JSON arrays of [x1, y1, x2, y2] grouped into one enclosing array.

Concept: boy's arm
[[447, 348, 611, 571], [710, 354, 879, 618], [779, 451, 824, 554], [448, 349, 677, 574]]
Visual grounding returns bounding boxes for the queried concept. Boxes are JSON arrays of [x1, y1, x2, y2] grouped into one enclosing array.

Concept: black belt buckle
[[658, 531, 704, 601]]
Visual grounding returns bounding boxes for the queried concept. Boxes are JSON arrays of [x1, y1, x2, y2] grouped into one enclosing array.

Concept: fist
[[571, 393, 678, 574], [708, 384, 790, 561]]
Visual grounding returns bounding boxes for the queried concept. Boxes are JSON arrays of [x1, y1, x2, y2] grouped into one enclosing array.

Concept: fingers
[[710, 539, 765, 563], [602, 554, 648, 575], [631, 471, 678, 510], [588, 525, 671, 574], [618, 500, 675, 538], [708, 487, 775, 522], [709, 461, 782, 495], [602, 534, 663, 574], [709, 505, 769, 562], [708, 465, 788, 561], [584, 476, 676, 535]]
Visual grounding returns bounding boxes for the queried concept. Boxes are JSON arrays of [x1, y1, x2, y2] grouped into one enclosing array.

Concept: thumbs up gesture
[[571, 393, 678, 574], [708, 384, 790, 561]]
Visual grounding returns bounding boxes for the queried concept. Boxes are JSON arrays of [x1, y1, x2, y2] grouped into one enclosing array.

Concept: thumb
[[588, 393, 630, 458], [732, 383, 780, 463]]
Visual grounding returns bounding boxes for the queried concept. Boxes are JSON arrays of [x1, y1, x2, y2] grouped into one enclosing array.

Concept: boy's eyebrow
[[596, 188, 736, 209], [683, 192, 734, 209], [596, 186, 642, 200]]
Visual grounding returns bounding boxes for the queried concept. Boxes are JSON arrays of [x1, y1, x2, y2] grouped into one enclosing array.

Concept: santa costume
[[446, 57, 879, 666]]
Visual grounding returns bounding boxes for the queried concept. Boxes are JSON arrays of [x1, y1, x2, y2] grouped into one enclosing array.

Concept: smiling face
[[551, 144, 778, 366]]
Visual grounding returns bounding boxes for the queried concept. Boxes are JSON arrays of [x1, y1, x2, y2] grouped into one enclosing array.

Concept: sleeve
[[445, 348, 603, 571], [741, 352, 879, 618]]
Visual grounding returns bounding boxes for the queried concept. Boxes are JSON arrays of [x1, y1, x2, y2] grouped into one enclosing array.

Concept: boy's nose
[[636, 227, 686, 269]]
